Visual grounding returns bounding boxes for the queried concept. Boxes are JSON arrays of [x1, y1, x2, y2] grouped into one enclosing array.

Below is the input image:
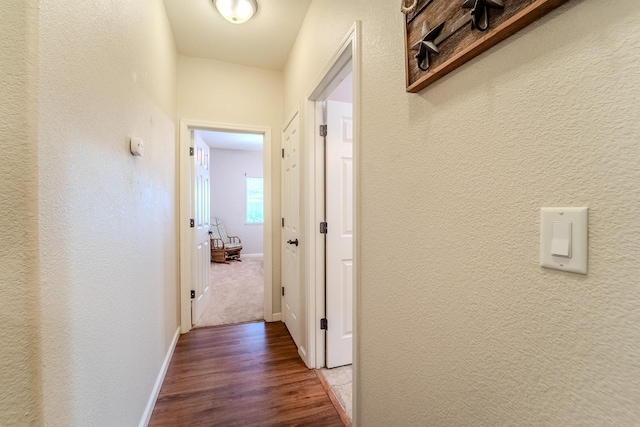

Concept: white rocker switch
[[551, 221, 571, 257], [540, 207, 588, 275]]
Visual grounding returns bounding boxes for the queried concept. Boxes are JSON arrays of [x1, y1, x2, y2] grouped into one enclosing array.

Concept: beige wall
[[0, 0, 42, 425], [177, 55, 284, 315], [285, 0, 640, 424], [34, 0, 179, 425], [209, 147, 264, 255]]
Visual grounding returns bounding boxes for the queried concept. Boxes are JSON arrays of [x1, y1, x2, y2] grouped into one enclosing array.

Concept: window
[[246, 177, 264, 224]]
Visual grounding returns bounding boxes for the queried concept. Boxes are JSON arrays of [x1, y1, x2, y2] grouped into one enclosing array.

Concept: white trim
[[241, 253, 264, 259], [139, 327, 180, 427], [271, 312, 282, 322], [303, 99, 326, 369], [179, 121, 193, 334], [304, 21, 362, 426], [352, 22, 362, 427], [179, 120, 274, 333]]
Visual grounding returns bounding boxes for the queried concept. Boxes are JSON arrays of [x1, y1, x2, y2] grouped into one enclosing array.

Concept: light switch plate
[[540, 207, 588, 274]]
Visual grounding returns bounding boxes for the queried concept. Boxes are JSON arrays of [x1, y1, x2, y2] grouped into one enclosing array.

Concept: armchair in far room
[[209, 217, 242, 263]]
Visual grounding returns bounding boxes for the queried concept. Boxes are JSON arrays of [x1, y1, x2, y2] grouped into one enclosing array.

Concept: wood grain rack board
[[405, 0, 569, 93]]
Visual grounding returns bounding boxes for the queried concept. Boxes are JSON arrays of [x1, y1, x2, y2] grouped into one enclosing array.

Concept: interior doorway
[[179, 120, 274, 334], [318, 76, 355, 421], [303, 21, 361, 423], [192, 129, 266, 328], [305, 22, 360, 370]]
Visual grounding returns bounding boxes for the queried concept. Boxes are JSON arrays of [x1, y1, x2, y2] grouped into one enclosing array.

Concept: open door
[[191, 132, 212, 324], [325, 100, 354, 368], [282, 111, 302, 347]]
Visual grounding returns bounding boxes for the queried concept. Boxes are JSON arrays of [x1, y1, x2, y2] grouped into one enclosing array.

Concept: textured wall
[[36, 0, 179, 425], [177, 55, 283, 315], [285, 0, 640, 424], [0, 0, 42, 425], [210, 147, 264, 255]]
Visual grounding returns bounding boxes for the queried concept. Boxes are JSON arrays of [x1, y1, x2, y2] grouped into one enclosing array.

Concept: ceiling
[[196, 130, 264, 151], [163, 0, 312, 70]]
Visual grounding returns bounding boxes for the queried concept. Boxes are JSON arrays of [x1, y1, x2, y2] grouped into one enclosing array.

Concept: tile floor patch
[[321, 365, 352, 420]]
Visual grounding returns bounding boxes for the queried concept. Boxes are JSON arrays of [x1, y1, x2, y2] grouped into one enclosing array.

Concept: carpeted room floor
[[194, 256, 264, 328]]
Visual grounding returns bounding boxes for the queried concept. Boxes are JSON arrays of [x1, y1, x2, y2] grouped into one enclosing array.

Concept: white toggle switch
[[540, 207, 588, 274], [551, 221, 571, 257]]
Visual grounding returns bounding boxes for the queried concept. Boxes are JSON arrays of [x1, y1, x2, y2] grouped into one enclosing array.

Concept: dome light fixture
[[213, 0, 258, 24]]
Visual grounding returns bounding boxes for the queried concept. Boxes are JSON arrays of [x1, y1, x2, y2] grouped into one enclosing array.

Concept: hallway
[[149, 322, 346, 426]]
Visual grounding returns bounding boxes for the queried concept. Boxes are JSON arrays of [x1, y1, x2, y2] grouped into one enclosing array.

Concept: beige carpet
[[194, 257, 264, 328]]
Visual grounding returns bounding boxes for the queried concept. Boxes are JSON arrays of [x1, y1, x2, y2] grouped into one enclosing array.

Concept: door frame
[[305, 20, 360, 367], [179, 119, 274, 334], [304, 20, 361, 415]]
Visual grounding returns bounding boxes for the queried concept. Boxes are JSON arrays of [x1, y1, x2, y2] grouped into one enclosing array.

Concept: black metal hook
[[463, 0, 504, 32], [470, 0, 489, 31]]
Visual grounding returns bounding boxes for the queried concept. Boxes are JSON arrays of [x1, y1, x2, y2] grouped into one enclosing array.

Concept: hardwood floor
[[149, 321, 345, 427]]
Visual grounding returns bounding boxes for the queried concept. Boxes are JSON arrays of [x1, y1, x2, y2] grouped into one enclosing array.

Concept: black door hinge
[[282, 217, 285, 227], [282, 148, 285, 158], [320, 318, 328, 330], [319, 124, 327, 137], [320, 222, 328, 234], [282, 287, 285, 296], [190, 219, 195, 228], [189, 147, 194, 156], [190, 290, 195, 299]]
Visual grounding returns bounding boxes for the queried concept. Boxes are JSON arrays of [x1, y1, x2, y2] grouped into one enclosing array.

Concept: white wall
[[35, 0, 179, 425], [285, 0, 640, 425], [0, 0, 41, 424], [177, 55, 283, 314], [210, 147, 264, 255]]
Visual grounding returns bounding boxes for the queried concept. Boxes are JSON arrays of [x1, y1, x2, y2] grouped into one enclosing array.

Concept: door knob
[[287, 239, 299, 246]]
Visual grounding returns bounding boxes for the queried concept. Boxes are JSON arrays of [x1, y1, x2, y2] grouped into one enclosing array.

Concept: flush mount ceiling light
[[213, 0, 258, 24]]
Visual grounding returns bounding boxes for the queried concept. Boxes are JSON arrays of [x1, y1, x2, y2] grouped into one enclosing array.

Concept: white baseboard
[[270, 312, 282, 322], [299, 345, 311, 368], [139, 327, 180, 427], [242, 253, 264, 259]]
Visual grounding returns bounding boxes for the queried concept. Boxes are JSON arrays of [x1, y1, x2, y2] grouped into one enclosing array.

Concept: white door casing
[[282, 111, 302, 348], [304, 20, 360, 424], [325, 100, 354, 368], [191, 133, 212, 324], [180, 120, 274, 334]]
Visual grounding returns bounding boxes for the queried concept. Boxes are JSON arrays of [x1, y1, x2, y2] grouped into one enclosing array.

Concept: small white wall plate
[[540, 207, 588, 274], [130, 137, 144, 156]]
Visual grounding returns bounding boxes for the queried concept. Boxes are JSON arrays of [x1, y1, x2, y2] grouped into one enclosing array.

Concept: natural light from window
[[246, 177, 264, 224]]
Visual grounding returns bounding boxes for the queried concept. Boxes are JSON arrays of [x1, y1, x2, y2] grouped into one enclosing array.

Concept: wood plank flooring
[[149, 321, 345, 427]]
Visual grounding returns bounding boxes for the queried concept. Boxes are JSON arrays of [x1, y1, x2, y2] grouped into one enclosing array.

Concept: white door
[[191, 133, 212, 324], [326, 100, 354, 368], [282, 112, 302, 347]]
